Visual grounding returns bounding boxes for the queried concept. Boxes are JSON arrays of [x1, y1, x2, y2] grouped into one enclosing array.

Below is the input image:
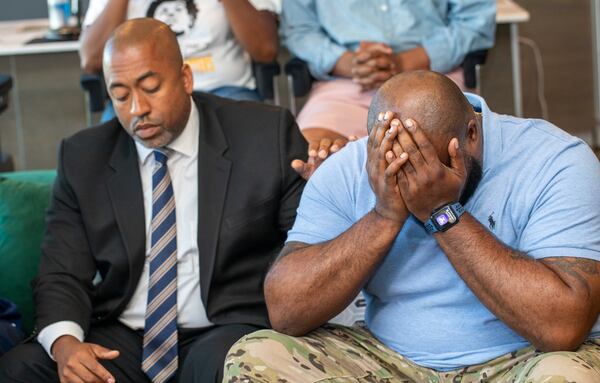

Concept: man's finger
[[448, 138, 466, 176], [349, 135, 358, 142], [80, 360, 114, 383], [318, 138, 333, 159], [369, 111, 391, 151], [307, 140, 319, 158], [62, 369, 86, 383], [404, 118, 438, 164], [330, 138, 346, 153], [396, 163, 411, 194], [291, 159, 311, 181], [369, 112, 384, 147], [385, 153, 409, 179], [91, 345, 119, 361], [82, 350, 116, 383], [396, 118, 426, 171], [380, 121, 398, 158], [373, 111, 393, 150]]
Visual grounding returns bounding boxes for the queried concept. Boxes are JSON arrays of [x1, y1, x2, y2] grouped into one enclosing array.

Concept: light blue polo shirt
[[286, 94, 600, 370]]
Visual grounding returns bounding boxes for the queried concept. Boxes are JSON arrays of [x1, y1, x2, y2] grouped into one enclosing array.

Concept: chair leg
[[0, 151, 14, 172], [287, 75, 297, 116]]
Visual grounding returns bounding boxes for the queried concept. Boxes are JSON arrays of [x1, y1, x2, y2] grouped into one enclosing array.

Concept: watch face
[[433, 207, 457, 230], [435, 213, 450, 226]]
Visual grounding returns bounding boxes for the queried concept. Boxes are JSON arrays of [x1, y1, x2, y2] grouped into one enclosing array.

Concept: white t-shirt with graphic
[[84, 0, 280, 91]]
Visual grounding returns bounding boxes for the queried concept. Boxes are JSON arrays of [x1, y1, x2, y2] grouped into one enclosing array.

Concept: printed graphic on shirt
[[186, 55, 215, 73], [146, 0, 199, 36]]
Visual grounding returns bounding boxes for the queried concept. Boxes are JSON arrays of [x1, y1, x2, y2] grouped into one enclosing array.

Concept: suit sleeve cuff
[[37, 321, 85, 361]]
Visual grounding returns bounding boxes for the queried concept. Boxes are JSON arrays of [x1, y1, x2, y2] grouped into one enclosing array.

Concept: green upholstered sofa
[[0, 170, 56, 334]]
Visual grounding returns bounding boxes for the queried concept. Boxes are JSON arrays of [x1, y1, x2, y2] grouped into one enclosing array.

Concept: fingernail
[[331, 145, 339, 151], [319, 150, 327, 158], [384, 111, 392, 120], [107, 379, 115, 383], [400, 152, 408, 159], [309, 150, 317, 157], [454, 140, 459, 149], [391, 119, 400, 127], [377, 112, 384, 121], [405, 119, 414, 131]]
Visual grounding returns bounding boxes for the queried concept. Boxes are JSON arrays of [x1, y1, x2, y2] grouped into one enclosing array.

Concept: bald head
[[367, 71, 474, 143], [101, 17, 194, 149], [103, 18, 183, 74]]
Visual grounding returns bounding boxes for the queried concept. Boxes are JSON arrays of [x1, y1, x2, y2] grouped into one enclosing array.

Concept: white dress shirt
[[38, 99, 212, 358]]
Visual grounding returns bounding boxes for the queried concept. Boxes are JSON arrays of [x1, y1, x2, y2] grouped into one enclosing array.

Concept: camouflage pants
[[223, 324, 600, 383]]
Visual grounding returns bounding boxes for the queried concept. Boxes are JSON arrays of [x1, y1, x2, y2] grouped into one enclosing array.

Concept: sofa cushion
[[0, 171, 55, 333]]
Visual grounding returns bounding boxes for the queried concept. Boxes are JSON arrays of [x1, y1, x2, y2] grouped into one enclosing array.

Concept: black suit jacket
[[33, 93, 307, 335]]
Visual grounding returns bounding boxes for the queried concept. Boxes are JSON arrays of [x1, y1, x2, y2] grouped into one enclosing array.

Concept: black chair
[[284, 50, 488, 115], [80, 61, 282, 126], [0, 75, 12, 114], [0, 75, 14, 171]]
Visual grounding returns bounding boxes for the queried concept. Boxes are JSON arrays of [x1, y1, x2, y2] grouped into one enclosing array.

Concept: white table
[[0, 18, 78, 56], [497, 0, 530, 117]]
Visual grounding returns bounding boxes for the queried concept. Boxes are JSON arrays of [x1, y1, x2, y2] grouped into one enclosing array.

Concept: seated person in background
[[0, 18, 306, 383], [224, 71, 600, 382], [80, 0, 280, 120], [282, 0, 496, 169]]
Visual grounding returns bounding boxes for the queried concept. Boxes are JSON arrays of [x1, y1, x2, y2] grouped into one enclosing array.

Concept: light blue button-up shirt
[[281, 0, 496, 79], [286, 94, 600, 370]]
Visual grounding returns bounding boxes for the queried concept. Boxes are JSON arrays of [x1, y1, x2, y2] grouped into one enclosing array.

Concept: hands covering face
[[367, 111, 468, 223]]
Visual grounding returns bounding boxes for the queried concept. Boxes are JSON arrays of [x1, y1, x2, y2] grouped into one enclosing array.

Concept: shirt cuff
[[37, 321, 85, 360]]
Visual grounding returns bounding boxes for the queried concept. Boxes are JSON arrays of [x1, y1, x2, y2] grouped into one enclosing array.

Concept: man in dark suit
[[0, 18, 306, 383]]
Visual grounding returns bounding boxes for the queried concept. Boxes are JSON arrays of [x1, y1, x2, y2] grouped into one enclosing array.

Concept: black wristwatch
[[424, 202, 465, 234]]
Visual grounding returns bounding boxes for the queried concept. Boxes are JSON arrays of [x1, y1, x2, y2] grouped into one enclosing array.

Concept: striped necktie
[[142, 150, 178, 383]]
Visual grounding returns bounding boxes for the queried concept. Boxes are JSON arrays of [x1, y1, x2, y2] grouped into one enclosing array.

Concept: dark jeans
[[0, 321, 262, 383]]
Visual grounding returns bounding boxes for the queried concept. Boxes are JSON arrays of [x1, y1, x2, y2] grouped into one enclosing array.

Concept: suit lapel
[[195, 97, 231, 306], [106, 129, 146, 304]]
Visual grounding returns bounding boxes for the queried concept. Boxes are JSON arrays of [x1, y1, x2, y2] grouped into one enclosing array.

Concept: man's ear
[[466, 117, 480, 148], [181, 63, 194, 94]]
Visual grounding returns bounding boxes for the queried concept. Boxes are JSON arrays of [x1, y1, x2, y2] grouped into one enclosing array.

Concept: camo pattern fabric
[[223, 324, 600, 383]]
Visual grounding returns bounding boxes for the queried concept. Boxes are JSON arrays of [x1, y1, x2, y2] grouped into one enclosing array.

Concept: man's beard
[[459, 154, 483, 206]]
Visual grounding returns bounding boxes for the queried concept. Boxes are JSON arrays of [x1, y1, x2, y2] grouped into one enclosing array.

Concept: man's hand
[[368, 111, 410, 223], [352, 42, 396, 91], [52, 335, 119, 383], [391, 118, 467, 222], [292, 129, 357, 180]]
